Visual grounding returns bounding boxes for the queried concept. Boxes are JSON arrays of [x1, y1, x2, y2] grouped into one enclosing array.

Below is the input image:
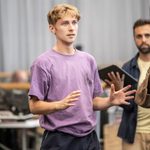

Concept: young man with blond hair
[[28, 3, 135, 150]]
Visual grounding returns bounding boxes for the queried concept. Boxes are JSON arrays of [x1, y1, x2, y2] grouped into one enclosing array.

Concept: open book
[[98, 65, 138, 86]]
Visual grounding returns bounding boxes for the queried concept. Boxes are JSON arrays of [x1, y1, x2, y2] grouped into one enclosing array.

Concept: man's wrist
[[108, 97, 114, 107], [55, 102, 60, 111]]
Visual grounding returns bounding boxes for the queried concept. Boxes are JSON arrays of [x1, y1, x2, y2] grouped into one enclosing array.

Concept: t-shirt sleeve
[[91, 58, 103, 98], [93, 68, 103, 98], [28, 63, 51, 100]]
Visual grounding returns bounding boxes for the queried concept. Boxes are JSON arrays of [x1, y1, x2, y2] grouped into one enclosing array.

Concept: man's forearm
[[29, 99, 60, 115], [93, 97, 113, 110]]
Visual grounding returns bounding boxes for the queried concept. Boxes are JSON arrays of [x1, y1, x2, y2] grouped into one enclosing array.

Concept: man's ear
[[49, 24, 55, 34]]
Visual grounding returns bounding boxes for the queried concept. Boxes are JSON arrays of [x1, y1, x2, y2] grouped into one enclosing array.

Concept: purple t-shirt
[[29, 49, 103, 137]]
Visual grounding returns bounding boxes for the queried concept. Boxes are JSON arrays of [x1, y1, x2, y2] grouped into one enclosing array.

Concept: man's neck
[[139, 53, 150, 62], [53, 43, 75, 55]]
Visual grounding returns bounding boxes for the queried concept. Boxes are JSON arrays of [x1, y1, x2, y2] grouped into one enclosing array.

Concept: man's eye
[[136, 35, 142, 39], [72, 21, 77, 25], [145, 34, 150, 38], [62, 22, 68, 25]]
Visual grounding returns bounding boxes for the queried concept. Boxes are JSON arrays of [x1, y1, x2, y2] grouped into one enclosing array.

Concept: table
[[0, 119, 40, 150]]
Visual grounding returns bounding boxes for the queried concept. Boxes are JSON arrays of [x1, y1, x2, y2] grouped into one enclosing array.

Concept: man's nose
[[68, 23, 74, 30], [141, 36, 147, 42]]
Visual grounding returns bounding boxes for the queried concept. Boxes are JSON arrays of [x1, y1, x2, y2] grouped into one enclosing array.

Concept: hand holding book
[[99, 65, 137, 90]]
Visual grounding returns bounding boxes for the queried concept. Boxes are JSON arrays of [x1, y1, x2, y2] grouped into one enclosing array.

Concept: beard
[[137, 43, 150, 54]]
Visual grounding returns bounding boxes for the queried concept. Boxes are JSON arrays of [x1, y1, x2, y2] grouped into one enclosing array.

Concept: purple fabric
[[29, 49, 103, 137]]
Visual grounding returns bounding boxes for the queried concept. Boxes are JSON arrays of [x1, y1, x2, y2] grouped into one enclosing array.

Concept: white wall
[[0, 0, 149, 71]]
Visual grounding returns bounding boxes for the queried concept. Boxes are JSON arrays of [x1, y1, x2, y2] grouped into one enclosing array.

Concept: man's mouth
[[67, 34, 75, 37]]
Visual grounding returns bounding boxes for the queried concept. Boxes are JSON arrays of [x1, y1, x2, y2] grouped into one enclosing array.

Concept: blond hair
[[47, 3, 80, 25]]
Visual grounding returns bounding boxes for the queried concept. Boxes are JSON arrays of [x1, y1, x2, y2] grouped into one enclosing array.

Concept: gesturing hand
[[109, 84, 136, 106], [56, 90, 81, 110]]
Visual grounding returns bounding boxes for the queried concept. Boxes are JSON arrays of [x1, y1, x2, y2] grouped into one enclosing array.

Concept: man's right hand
[[56, 90, 81, 110]]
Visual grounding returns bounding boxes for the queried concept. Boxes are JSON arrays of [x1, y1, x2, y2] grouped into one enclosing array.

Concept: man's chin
[[139, 48, 150, 54]]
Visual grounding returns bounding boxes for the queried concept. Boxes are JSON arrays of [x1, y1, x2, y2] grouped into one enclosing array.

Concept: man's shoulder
[[122, 54, 138, 70], [77, 50, 95, 60], [123, 54, 138, 68], [32, 50, 53, 66]]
